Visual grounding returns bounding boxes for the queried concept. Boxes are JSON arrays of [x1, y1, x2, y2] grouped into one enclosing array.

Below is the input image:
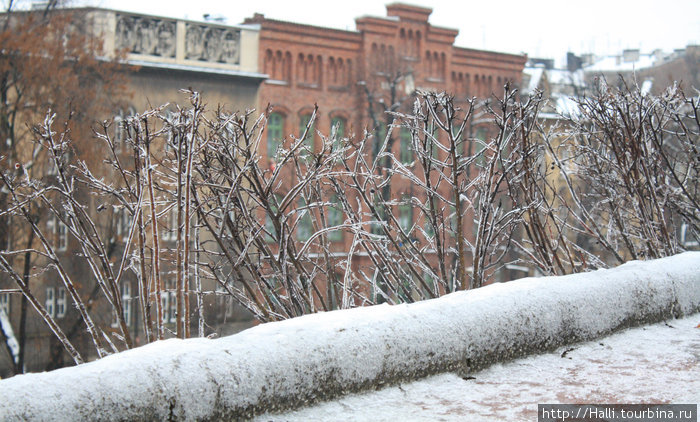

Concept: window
[[299, 114, 314, 156], [111, 283, 132, 328], [122, 283, 131, 326], [47, 214, 68, 252], [57, 217, 67, 251], [680, 222, 699, 248], [163, 109, 180, 156], [399, 196, 413, 233], [267, 112, 284, 159], [265, 194, 282, 243], [116, 208, 132, 238], [45, 287, 55, 318], [371, 199, 387, 235], [473, 127, 487, 166], [423, 271, 435, 296], [161, 291, 169, 324], [46, 154, 58, 176], [297, 197, 313, 242], [424, 212, 435, 240], [330, 117, 345, 152], [0, 293, 9, 316], [162, 206, 178, 242], [160, 283, 177, 324], [427, 122, 439, 159], [451, 124, 462, 148], [327, 195, 343, 242], [373, 122, 387, 160], [400, 127, 413, 164], [397, 270, 413, 303], [56, 287, 66, 318], [114, 108, 135, 154]]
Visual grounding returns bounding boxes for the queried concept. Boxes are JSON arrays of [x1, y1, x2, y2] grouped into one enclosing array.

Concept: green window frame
[[371, 199, 387, 235], [267, 113, 284, 159], [331, 117, 345, 148], [400, 127, 413, 164], [423, 271, 436, 296], [265, 194, 282, 243], [399, 195, 413, 233], [423, 121, 438, 159], [328, 195, 343, 242], [299, 114, 315, 156], [373, 122, 387, 160], [424, 212, 435, 240], [473, 127, 487, 166], [297, 197, 313, 242]]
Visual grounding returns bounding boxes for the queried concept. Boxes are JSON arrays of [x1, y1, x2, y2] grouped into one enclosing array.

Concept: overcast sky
[[65, 0, 700, 65]]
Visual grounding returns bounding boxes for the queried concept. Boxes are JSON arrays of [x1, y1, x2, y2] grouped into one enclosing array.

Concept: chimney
[[567, 52, 583, 71]]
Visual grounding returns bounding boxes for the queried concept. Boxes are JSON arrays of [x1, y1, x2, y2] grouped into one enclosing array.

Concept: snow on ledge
[[1, 253, 699, 420]]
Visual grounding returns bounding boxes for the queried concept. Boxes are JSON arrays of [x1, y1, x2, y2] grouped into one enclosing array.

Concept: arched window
[[373, 121, 387, 161], [114, 107, 135, 154], [328, 194, 343, 242], [415, 30, 421, 55], [283, 51, 292, 82], [345, 59, 352, 86], [306, 54, 314, 83], [264, 49, 274, 78], [331, 116, 346, 151], [265, 193, 283, 243], [328, 57, 337, 85], [299, 113, 315, 156], [316, 55, 323, 86], [267, 112, 284, 159], [399, 195, 413, 233], [336, 58, 344, 86], [297, 197, 313, 242], [371, 198, 387, 235], [440, 53, 446, 78], [297, 53, 305, 83], [400, 127, 413, 164]]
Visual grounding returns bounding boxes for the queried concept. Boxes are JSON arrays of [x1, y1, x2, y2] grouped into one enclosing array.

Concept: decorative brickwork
[[246, 3, 527, 159]]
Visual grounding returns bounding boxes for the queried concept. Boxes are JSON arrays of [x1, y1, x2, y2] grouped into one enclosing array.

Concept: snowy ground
[[257, 315, 700, 421]]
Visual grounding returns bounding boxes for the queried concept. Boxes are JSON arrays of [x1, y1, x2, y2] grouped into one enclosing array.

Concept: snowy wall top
[[1, 252, 698, 420]]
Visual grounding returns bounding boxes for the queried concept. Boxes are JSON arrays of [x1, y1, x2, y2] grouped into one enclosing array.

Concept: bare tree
[[0, 3, 127, 374], [2, 79, 697, 372]]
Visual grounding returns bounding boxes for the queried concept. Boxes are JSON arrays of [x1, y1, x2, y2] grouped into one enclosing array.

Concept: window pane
[[399, 196, 413, 232], [373, 122, 386, 160], [299, 114, 314, 156], [0, 293, 10, 316], [331, 117, 345, 152], [328, 195, 343, 242], [297, 197, 313, 242], [161, 292, 170, 324], [45, 287, 55, 318], [267, 113, 284, 159], [473, 127, 487, 166], [56, 287, 66, 318], [122, 284, 131, 326], [57, 219, 67, 251], [371, 199, 387, 235], [400, 127, 413, 164], [265, 194, 282, 243]]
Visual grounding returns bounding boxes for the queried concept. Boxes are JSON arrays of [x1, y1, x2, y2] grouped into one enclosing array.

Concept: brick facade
[[247, 3, 526, 157], [244, 3, 527, 300]]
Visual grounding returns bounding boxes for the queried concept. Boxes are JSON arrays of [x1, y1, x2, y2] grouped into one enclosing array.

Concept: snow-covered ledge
[[2, 253, 699, 420]]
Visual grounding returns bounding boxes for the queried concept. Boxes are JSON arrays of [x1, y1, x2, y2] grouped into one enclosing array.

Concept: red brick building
[[246, 3, 526, 156], [243, 3, 528, 302]]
